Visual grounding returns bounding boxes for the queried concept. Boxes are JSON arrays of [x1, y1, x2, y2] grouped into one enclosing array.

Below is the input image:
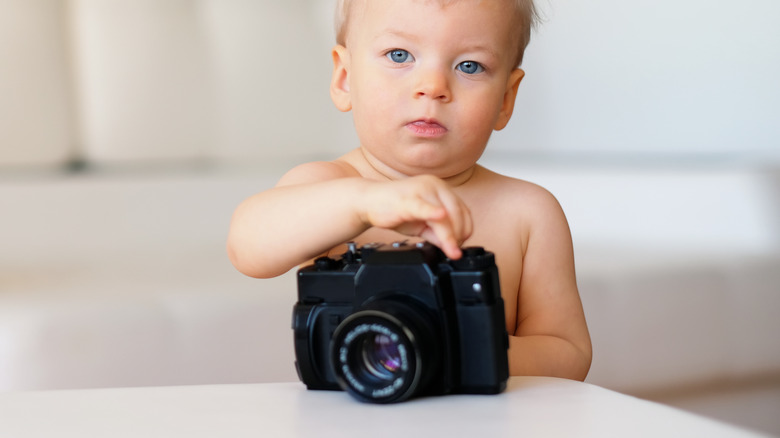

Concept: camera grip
[[454, 303, 510, 393]]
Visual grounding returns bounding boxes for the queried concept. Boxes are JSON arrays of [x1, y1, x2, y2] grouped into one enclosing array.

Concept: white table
[[0, 377, 766, 437]]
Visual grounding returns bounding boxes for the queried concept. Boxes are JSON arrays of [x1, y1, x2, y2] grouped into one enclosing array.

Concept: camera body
[[292, 241, 509, 403]]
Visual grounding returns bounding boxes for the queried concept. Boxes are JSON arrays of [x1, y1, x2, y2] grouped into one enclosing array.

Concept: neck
[[358, 147, 477, 187]]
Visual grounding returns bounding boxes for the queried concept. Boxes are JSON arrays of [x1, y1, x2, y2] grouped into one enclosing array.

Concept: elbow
[[226, 241, 287, 279], [572, 339, 593, 382], [573, 353, 592, 382]]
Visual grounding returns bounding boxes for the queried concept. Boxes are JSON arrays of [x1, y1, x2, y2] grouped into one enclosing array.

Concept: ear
[[494, 68, 525, 131], [330, 45, 352, 112]]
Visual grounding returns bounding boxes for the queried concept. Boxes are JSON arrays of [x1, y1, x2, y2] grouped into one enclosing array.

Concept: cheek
[[352, 76, 401, 133], [353, 88, 391, 124], [458, 96, 503, 139], [449, 91, 505, 162]]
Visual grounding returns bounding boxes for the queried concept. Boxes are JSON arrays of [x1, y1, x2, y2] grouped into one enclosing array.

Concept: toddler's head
[[335, 0, 537, 68]]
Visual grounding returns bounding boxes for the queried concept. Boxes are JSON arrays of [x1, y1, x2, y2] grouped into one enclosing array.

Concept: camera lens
[[330, 302, 439, 403]]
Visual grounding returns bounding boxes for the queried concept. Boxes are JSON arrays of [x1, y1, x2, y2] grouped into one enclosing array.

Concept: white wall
[[494, 0, 780, 162]]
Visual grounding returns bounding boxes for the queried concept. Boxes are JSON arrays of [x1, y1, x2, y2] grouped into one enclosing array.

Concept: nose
[[413, 67, 451, 102]]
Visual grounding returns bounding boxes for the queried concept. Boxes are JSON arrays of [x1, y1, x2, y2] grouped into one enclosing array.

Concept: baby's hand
[[360, 175, 473, 259]]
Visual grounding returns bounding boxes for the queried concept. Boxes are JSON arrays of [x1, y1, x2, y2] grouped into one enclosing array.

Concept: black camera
[[292, 241, 509, 403]]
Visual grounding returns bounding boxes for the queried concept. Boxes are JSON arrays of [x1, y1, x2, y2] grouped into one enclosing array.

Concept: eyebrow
[[374, 29, 502, 60], [373, 28, 417, 43], [460, 44, 501, 61]]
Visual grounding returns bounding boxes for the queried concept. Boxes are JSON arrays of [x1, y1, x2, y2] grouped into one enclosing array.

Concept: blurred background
[[1, 0, 778, 435]]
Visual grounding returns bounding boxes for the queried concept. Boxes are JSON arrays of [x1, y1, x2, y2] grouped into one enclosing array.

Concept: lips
[[406, 119, 448, 138]]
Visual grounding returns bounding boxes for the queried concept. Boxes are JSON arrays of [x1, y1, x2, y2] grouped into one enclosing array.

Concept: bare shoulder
[[276, 158, 360, 187], [460, 166, 573, 268], [473, 166, 567, 221]]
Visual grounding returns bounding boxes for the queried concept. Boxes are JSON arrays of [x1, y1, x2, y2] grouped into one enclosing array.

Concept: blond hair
[[334, 0, 538, 67]]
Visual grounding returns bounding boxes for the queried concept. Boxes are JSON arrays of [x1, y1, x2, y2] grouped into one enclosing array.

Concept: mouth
[[406, 119, 448, 138]]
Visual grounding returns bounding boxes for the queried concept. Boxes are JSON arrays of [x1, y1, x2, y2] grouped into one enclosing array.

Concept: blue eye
[[457, 61, 484, 74], [387, 49, 414, 64]]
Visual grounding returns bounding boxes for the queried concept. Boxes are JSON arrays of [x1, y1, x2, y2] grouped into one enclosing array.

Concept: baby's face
[[339, 0, 523, 178]]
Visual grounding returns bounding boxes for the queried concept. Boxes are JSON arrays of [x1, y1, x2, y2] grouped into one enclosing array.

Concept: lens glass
[[332, 307, 434, 403], [362, 334, 402, 380]]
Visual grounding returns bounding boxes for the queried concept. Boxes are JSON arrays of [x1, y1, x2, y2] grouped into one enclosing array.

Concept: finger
[[366, 195, 444, 229], [404, 196, 447, 222], [424, 219, 463, 260], [435, 190, 472, 245]]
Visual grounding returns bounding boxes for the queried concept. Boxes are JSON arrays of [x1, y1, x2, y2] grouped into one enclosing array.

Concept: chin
[[403, 162, 474, 180]]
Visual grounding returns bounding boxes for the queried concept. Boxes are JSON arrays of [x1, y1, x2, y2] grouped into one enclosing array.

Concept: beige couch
[[2, 163, 778, 432]]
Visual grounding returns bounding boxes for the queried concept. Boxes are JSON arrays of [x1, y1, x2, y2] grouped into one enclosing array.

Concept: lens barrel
[[330, 302, 438, 403]]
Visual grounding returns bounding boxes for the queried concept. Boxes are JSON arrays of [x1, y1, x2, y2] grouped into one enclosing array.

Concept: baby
[[227, 0, 592, 380]]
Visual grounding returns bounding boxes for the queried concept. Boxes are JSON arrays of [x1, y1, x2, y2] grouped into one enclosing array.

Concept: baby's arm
[[509, 189, 592, 380], [227, 161, 472, 278]]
